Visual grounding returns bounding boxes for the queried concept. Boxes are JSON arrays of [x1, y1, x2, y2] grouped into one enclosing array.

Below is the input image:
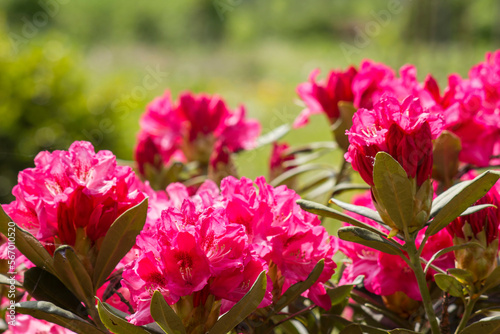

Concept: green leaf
[[372, 152, 414, 231], [389, 330, 420, 334], [426, 171, 500, 237], [273, 260, 325, 313], [460, 319, 500, 334], [448, 268, 475, 285], [338, 226, 403, 256], [423, 242, 483, 274], [297, 199, 388, 238], [150, 291, 186, 334], [16, 301, 105, 334], [0, 273, 22, 287], [327, 284, 354, 307], [483, 266, 500, 293], [329, 198, 384, 225], [97, 299, 152, 334], [208, 271, 267, 334], [434, 274, 463, 297], [23, 267, 88, 319], [93, 198, 148, 290], [53, 246, 95, 307], [0, 206, 56, 274], [460, 204, 497, 217], [331, 183, 371, 196]]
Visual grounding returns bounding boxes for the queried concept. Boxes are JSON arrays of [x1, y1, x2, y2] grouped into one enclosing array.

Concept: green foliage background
[[1, 0, 499, 203]]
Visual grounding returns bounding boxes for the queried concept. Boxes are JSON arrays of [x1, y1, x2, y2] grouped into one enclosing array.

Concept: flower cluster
[[345, 96, 443, 187], [2, 141, 145, 255], [135, 91, 261, 177], [122, 176, 337, 326], [298, 56, 500, 166]]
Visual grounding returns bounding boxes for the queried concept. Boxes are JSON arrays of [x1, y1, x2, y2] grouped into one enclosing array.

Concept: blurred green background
[[1, 0, 500, 204]]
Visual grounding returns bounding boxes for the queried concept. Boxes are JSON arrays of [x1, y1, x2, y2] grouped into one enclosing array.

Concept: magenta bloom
[[338, 192, 454, 301], [134, 91, 261, 175], [345, 96, 443, 186], [295, 67, 357, 128], [123, 177, 337, 324], [2, 141, 145, 254]]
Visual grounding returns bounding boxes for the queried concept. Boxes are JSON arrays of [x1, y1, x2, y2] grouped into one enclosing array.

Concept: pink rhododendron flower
[[134, 91, 261, 176], [345, 96, 443, 186], [5, 314, 75, 334], [338, 191, 454, 301], [123, 176, 337, 325], [2, 141, 146, 254], [295, 67, 357, 128]]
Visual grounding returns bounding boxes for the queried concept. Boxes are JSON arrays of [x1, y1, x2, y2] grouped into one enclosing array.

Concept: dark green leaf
[[434, 274, 463, 297], [297, 199, 388, 238], [150, 291, 186, 334], [16, 301, 105, 334], [372, 152, 414, 231], [460, 319, 500, 334], [273, 260, 325, 313], [327, 285, 354, 307], [53, 246, 94, 307], [97, 299, 151, 334], [208, 271, 266, 334], [329, 198, 384, 225], [483, 266, 500, 293], [426, 171, 500, 236], [0, 206, 56, 274], [24, 267, 88, 319], [338, 226, 403, 256], [93, 198, 148, 290]]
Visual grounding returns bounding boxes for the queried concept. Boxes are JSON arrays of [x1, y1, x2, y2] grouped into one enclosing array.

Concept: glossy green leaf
[[93, 198, 148, 290], [16, 301, 105, 334], [483, 266, 500, 293], [338, 226, 403, 256], [434, 274, 463, 297], [327, 284, 354, 307], [0, 206, 56, 274], [426, 171, 500, 236], [97, 299, 152, 334], [329, 198, 384, 225], [460, 319, 500, 334], [274, 260, 325, 313], [53, 246, 94, 307], [208, 271, 266, 334], [24, 267, 88, 319], [372, 152, 414, 231], [150, 291, 186, 334], [297, 199, 389, 238]]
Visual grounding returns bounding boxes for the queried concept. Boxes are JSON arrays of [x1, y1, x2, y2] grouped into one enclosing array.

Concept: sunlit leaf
[[434, 274, 463, 297], [338, 226, 403, 255], [97, 299, 152, 334], [150, 291, 186, 334]]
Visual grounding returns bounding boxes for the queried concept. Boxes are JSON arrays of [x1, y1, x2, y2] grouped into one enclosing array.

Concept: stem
[[455, 297, 478, 334], [407, 241, 441, 334]]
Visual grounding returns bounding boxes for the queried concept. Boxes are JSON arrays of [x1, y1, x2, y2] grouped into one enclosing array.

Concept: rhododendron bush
[[1, 52, 500, 334]]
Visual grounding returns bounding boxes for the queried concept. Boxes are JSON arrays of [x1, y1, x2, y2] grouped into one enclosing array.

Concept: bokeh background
[[1, 0, 500, 204]]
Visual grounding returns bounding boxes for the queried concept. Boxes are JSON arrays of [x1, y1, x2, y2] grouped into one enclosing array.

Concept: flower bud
[[447, 193, 500, 282]]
